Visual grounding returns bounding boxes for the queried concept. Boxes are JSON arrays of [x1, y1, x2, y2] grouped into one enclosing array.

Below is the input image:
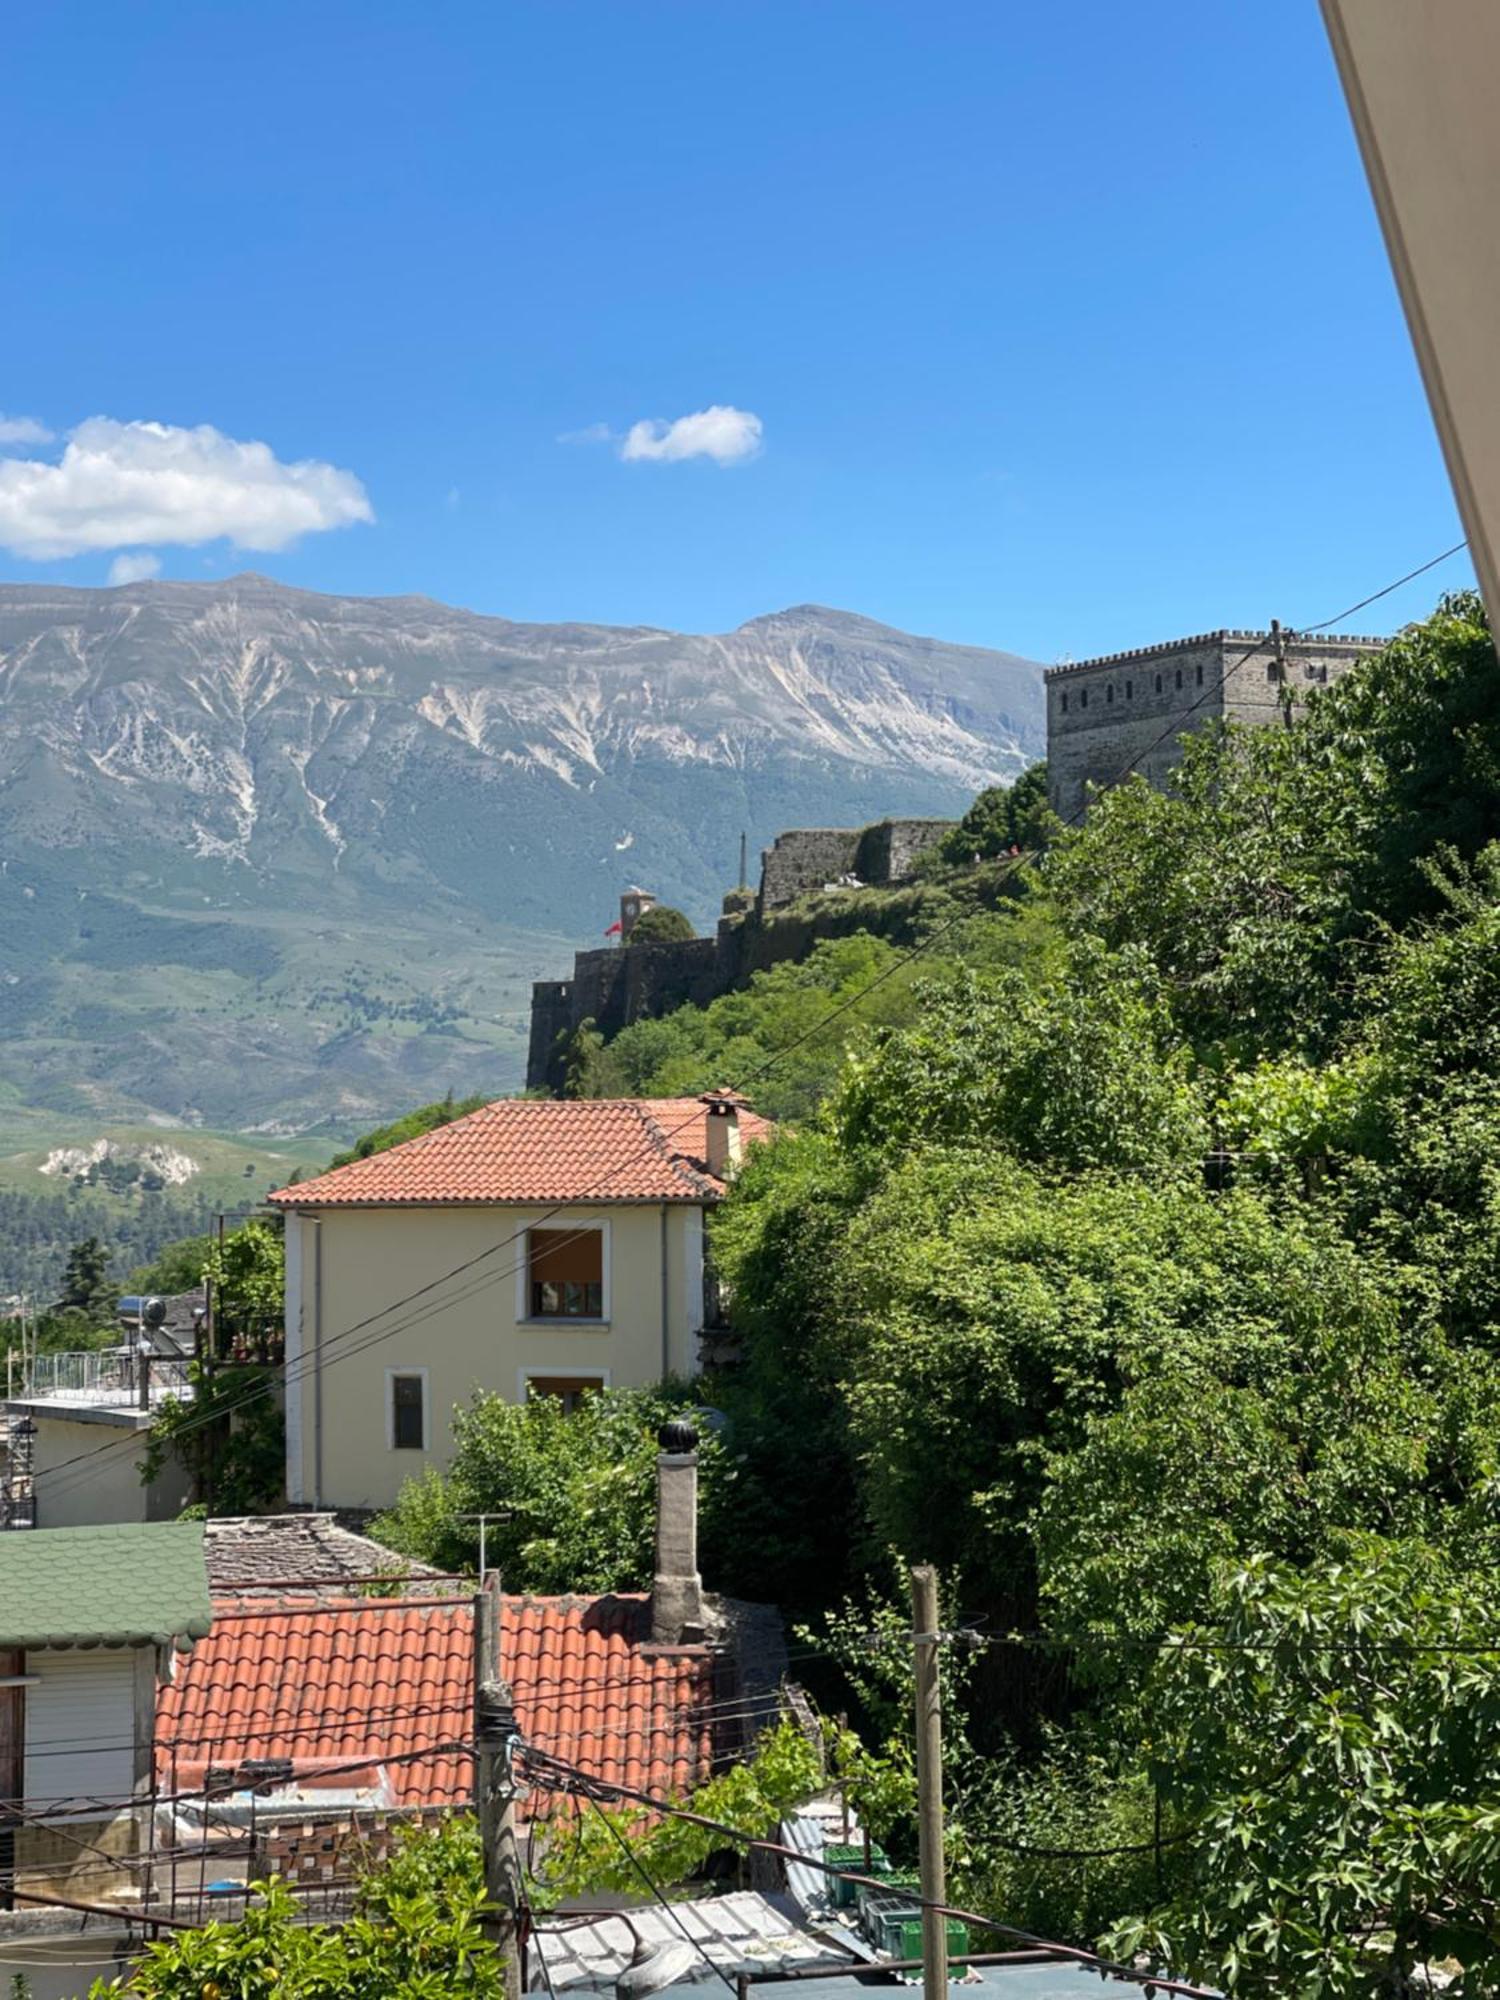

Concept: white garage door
[[24, 1648, 137, 1808]]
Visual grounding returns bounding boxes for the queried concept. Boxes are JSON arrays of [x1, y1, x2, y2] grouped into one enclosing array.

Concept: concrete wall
[[24, 1410, 190, 1530], [1046, 630, 1386, 823], [283, 1200, 706, 1513], [0, 1920, 139, 1999]]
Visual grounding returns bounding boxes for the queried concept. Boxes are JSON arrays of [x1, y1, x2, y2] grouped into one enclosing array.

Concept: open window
[[527, 1227, 605, 1320]]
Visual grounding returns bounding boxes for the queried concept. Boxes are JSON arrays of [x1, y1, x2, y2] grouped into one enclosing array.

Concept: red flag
[[604, 919, 623, 936]]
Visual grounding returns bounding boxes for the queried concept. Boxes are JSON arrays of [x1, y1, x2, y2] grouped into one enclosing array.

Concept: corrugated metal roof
[[0, 1521, 211, 1649], [534, 1891, 855, 1991]]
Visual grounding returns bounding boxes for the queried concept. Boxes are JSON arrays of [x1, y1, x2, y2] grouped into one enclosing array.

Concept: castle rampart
[[1045, 628, 1387, 823], [526, 815, 956, 1091]]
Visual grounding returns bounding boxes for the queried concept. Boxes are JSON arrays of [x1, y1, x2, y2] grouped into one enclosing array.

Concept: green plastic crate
[[824, 1840, 888, 1910], [859, 1888, 969, 1961]]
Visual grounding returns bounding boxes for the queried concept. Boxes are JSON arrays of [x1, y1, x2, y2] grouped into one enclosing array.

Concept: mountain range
[[0, 574, 1044, 1134]]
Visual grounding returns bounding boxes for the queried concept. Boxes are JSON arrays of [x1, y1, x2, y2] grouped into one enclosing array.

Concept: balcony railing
[[16, 1348, 193, 1409]]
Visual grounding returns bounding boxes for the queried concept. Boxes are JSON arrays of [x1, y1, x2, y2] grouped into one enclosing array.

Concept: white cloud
[[557, 422, 614, 447], [619, 405, 763, 465], [0, 413, 54, 446], [107, 551, 162, 585], [0, 417, 374, 560]]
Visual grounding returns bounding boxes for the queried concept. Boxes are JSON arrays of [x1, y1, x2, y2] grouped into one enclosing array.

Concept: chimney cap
[[700, 1088, 751, 1116], [657, 1416, 700, 1453]]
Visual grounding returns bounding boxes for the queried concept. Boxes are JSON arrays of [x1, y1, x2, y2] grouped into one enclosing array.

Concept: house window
[[1125, 679, 1133, 699], [1196, 663, 1203, 686], [1266, 662, 1280, 681], [1060, 691, 1068, 713], [1175, 668, 1183, 690], [1080, 688, 1088, 709], [524, 1373, 607, 1413], [528, 1228, 604, 1319], [389, 1370, 427, 1450], [1155, 673, 1162, 694]]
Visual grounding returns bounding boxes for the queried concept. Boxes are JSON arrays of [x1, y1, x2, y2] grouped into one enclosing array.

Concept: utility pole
[[474, 1580, 522, 2000], [1270, 618, 1293, 728], [911, 1564, 947, 2000]]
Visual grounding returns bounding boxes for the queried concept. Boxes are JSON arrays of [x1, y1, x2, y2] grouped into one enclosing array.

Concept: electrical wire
[[522, 1746, 1218, 1999], [583, 1791, 739, 1994], [1297, 539, 1469, 632]]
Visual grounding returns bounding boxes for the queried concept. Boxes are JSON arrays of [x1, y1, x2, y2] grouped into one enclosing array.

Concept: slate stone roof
[[0, 1521, 212, 1650], [203, 1513, 438, 1591], [156, 1591, 720, 1811], [268, 1097, 771, 1209]]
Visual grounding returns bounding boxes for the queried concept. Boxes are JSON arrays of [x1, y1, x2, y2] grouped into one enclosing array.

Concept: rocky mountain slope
[[0, 575, 1043, 1131]]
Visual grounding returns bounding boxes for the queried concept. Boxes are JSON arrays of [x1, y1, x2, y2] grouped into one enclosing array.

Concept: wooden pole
[[912, 1564, 947, 2000], [474, 1583, 522, 2000]]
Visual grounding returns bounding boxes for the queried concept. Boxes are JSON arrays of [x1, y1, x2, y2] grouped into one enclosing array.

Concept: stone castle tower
[[1045, 628, 1387, 823]]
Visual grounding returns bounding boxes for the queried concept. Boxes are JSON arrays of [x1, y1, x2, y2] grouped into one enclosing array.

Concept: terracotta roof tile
[[156, 1593, 718, 1813], [268, 1097, 772, 1209]]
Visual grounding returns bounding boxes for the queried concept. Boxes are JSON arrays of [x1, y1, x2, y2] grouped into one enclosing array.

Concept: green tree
[[626, 904, 696, 945], [938, 761, 1058, 863], [373, 1380, 720, 1591], [328, 1090, 488, 1169], [56, 1235, 115, 1319], [127, 1233, 215, 1296], [1107, 1542, 1500, 1997], [92, 1829, 503, 1998]]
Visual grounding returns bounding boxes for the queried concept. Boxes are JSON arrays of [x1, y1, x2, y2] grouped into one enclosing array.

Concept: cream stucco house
[[267, 1092, 766, 1513]]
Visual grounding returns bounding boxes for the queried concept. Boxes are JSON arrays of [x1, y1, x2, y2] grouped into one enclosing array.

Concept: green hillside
[[0, 1119, 329, 1301]]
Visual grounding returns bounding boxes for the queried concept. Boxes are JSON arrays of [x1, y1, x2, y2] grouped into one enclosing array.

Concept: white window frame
[[518, 1366, 611, 1405], [516, 1219, 611, 1325], [385, 1366, 430, 1452]]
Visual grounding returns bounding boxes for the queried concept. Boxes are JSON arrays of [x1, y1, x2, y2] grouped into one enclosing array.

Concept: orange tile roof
[[156, 1593, 718, 1812], [268, 1096, 772, 1209]]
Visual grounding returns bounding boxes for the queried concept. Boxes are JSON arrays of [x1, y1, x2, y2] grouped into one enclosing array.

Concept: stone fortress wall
[[526, 817, 955, 1092], [1045, 629, 1388, 824]]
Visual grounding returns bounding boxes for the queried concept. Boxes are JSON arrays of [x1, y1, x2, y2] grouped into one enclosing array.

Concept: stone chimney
[[701, 1091, 745, 1182], [650, 1417, 705, 1645]]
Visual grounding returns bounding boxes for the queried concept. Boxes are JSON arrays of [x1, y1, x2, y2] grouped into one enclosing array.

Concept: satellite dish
[[615, 1937, 696, 2000]]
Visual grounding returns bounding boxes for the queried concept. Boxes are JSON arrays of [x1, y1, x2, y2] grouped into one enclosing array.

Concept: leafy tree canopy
[[327, 1090, 488, 1169], [626, 903, 696, 945], [937, 760, 1058, 863], [373, 1379, 720, 1592]]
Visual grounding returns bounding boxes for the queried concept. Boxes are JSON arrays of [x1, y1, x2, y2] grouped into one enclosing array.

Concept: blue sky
[[0, 0, 1474, 661]]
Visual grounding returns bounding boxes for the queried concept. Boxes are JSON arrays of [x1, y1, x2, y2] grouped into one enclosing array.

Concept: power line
[[522, 1746, 1218, 2000], [18, 540, 1464, 1514], [1297, 539, 1468, 633], [583, 1792, 738, 1993]]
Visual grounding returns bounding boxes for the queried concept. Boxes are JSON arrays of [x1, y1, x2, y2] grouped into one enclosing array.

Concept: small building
[[153, 1428, 785, 1912], [4, 1354, 194, 1532], [1045, 627, 1387, 823], [0, 1522, 211, 1912], [267, 1093, 768, 1514]]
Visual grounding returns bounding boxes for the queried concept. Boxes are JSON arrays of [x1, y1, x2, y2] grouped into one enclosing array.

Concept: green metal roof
[[0, 1521, 212, 1649]]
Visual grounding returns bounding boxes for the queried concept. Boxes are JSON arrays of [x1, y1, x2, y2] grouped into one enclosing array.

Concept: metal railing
[[16, 1348, 193, 1408]]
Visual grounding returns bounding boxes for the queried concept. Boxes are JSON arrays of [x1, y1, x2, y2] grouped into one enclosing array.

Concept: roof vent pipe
[[650, 1418, 705, 1645]]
